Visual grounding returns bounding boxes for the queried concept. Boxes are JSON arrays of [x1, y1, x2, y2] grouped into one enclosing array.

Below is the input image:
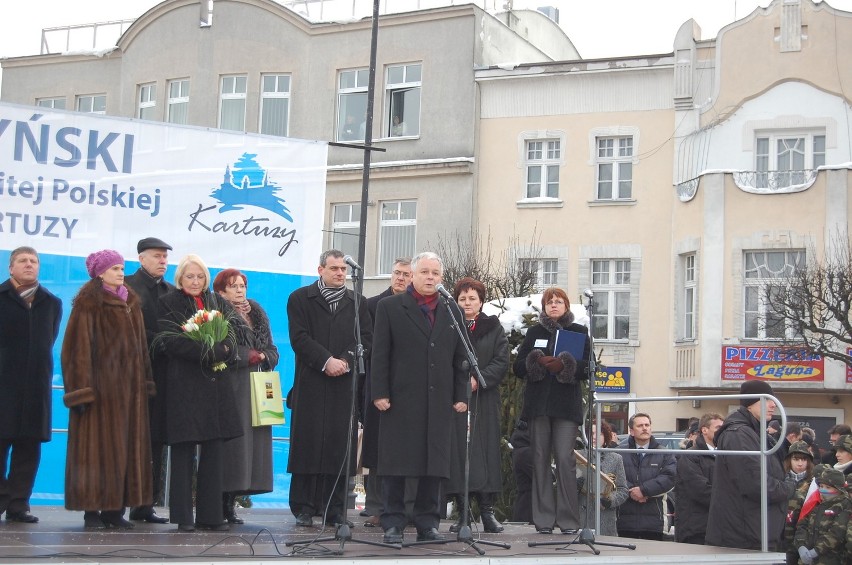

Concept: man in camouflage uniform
[[794, 467, 850, 565]]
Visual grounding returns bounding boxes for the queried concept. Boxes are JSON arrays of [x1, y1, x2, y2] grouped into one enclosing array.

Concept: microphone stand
[[286, 266, 401, 554], [528, 293, 635, 555], [403, 292, 510, 553]]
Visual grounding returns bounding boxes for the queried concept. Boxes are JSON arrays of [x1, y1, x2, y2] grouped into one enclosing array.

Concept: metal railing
[[592, 392, 786, 553]]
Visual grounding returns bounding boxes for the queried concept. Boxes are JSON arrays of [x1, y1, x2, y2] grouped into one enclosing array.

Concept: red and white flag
[[797, 478, 820, 524]]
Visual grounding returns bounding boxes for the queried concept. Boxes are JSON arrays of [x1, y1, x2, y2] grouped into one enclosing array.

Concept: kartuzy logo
[[210, 153, 292, 221], [187, 153, 298, 257]]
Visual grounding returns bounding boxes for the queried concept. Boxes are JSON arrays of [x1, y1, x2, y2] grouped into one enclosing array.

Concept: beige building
[[475, 0, 852, 435]]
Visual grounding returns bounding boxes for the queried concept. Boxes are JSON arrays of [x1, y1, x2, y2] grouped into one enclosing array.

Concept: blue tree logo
[[210, 153, 292, 221]]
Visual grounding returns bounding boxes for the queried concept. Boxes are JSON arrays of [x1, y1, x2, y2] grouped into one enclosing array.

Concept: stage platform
[[0, 507, 784, 564]]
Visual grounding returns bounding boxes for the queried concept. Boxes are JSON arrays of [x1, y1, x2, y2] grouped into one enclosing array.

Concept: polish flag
[[797, 478, 820, 524]]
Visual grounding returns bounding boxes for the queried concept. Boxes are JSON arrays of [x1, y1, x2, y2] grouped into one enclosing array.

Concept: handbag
[[250, 371, 285, 426]]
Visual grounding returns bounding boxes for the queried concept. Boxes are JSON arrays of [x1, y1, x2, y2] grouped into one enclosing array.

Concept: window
[[36, 97, 65, 110], [590, 259, 631, 340], [520, 258, 559, 290], [337, 68, 368, 141], [743, 250, 804, 339], [755, 133, 825, 188], [596, 136, 633, 200], [138, 83, 157, 121], [525, 140, 561, 198], [167, 79, 189, 125], [682, 254, 696, 340], [385, 63, 421, 137], [76, 94, 106, 114], [331, 203, 361, 260], [379, 201, 416, 274], [260, 74, 290, 137], [219, 75, 247, 131]]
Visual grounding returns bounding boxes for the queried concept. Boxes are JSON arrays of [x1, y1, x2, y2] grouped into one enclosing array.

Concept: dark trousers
[[0, 438, 40, 515], [169, 440, 224, 525], [381, 476, 440, 532], [289, 473, 345, 517], [620, 530, 664, 541], [364, 472, 382, 515], [152, 441, 165, 505]]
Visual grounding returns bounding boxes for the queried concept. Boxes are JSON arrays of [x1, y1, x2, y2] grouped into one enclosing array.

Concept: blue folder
[[553, 329, 586, 360]]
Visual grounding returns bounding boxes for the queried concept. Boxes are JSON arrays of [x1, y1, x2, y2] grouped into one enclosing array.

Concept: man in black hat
[[705, 380, 794, 550], [125, 237, 173, 524]]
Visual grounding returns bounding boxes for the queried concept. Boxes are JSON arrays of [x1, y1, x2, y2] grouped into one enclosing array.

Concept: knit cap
[[85, 249, 124, 278]]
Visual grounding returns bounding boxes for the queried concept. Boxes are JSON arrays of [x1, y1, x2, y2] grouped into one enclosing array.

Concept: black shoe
[[145, 511, 169, 524], [295, 513, 313, 527], [222, 493, 244, 525], [129, 506, 169, 524], [6, 511, 38, 523], [536, 526, 553, 534], [559, 527, 578, 534], [359, 510, 371, 517], [480, 507, 504, 533], [416, 527, 444, 542], [83, 511, 104, 529], [325, 514, 354, 528], [383, 526, 404, 544], [196, 522, 229, 531], [100, 511, 135, 530], [177, 523, 195, 532], [448, 516, 469, 533]]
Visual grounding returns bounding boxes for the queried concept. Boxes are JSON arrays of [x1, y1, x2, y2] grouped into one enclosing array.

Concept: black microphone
[[435, 283, 453, 300], [583, 288, 594, 299], [343, 255, 362, 271]]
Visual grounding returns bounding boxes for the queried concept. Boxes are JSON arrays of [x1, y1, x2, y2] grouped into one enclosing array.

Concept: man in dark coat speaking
[[371, 251, 468, 544], [287, 249, 372, 528], [0, 247, 62, 523], [124, 237, 173, 524]]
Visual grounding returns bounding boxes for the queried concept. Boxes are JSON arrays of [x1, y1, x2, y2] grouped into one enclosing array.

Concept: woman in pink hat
[[61, 249, 155, 529]]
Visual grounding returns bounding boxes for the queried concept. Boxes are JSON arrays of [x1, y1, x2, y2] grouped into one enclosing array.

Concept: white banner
[[0, 101, 327, 275]]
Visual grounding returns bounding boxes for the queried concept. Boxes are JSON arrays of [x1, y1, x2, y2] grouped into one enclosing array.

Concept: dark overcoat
[[360, 287, 393, 470], [286, 281, 371, 476], [156, 289, 242, 445], [674, 433, 715, 543], [0, 279, 62, 442], [370, 291, 467, 478], [61, 281, 154, 510], [124, 268, 174, 443], [222, 298, 279, 494], [616, 435, 677, 535], [446, 313, 509, 495], [706, 406, 791, 551]]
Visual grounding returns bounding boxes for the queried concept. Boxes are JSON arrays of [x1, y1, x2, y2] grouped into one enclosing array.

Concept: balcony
[[732, 169, 819, 194]]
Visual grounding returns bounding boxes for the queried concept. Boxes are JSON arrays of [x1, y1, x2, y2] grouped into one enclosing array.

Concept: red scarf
[[407, 284, 439, 327], [183, 290, 205, 311]]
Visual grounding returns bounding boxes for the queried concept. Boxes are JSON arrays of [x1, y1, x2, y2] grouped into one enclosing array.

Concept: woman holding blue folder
[[513, 287, 590, 534]]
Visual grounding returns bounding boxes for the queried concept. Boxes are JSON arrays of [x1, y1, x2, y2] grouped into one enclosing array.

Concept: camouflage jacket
[[783, 478, 811, 550], [794, 494, 852, 565]]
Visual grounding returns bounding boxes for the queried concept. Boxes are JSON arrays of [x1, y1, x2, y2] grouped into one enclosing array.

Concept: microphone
[[583, 288, 594, 299], [435, 283, 453, 300], [343, 255, 362, 271]]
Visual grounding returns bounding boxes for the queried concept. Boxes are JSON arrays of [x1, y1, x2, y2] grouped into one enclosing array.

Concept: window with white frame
[[525, 140, 561, 198], [385, 63, 421, 137], [138, 83, 157, 121], [590, 259, 631, 340], [76, 94, 106, 114], [520, 258, 559, 290], [743, 250, 804, 339], [219, 75, 247, 131], [37, 97, 65, 110], [596, 136, 633, 200], [379, 201, 416, 274], [682, 253, 697, 340], [755, 132, 826, 188], [260, 74, 290, 137], [331, 203, 361, 260], [337, 68, 368, 141], [167, 79, 189, 125]]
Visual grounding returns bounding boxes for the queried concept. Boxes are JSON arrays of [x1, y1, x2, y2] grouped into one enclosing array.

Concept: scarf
[[407, 284, 438, 327], [13, 279, 39, 307], [465, 316, 477, 332], [318, 278, 346, 312], [834, 460, 852, 474], [103, 283, 129, 302], [183, 290, 205, 311], [232, 299, 252, 325]]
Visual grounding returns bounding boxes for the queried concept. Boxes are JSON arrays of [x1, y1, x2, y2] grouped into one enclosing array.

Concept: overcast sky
[[1, 0, 851, 70]]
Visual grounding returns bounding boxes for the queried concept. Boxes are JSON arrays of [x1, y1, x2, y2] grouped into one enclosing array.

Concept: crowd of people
[[2, 242, 852, 559]]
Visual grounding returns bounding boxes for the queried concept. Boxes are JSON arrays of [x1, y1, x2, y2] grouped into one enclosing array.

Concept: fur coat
[[61, 280, 155, 510]]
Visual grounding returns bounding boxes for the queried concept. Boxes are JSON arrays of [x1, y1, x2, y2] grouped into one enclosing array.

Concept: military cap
[[833, 434, 852, 454], [818, 467, 848, 490], [137, 237, 173, 253], [786, 440, 813, 460]]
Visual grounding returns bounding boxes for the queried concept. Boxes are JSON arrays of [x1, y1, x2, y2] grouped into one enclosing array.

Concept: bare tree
[[764, 236, 852, 366]]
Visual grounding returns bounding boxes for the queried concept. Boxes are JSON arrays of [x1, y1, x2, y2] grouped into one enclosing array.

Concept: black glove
[[213, 342, 231, 362], [600, 496, 613, 509]]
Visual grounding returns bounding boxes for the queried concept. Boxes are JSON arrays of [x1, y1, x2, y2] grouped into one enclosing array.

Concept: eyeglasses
[[546, 299, 566, 305], [392, 270, 412, 278], [183, 274, 206, 281], [227, 284, 246, 290]]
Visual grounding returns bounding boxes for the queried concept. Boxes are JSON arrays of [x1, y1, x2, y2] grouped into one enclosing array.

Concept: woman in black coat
[[213, 268, 279, 524], [445, 277, 509, 533], [513, 287, 590, 534], [157, 254, 242, 532]]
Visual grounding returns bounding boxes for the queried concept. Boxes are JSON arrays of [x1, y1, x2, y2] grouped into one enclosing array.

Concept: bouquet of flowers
[[180, 309, 232, 371]]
